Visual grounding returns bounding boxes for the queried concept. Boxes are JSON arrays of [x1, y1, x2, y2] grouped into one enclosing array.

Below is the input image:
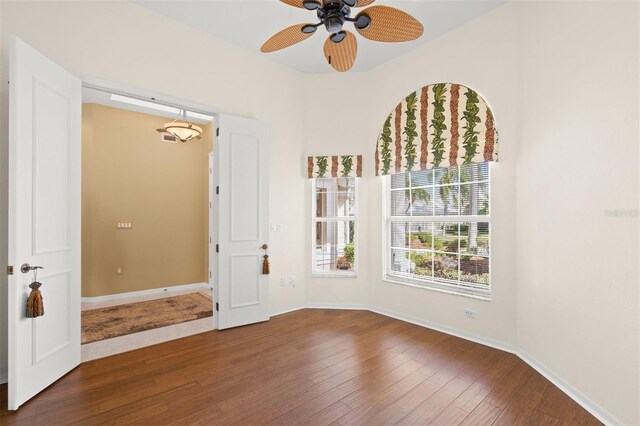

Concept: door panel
[[215, 115, 270, 330], [8, 37, 81, 410]]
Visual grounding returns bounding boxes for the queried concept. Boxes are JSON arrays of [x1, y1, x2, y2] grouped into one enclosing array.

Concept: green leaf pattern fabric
[[308, 155, 363, 178], [374, 83, 498, 176]]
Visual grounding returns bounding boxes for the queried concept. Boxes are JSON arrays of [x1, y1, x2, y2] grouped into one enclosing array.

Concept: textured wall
[[82, 104, 212, 296]]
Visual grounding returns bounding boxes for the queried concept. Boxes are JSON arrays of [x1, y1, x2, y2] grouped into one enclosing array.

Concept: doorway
[[79, 86, 216, 360]]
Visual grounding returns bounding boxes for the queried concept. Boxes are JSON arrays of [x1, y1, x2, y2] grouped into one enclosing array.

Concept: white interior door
[[214, 114, 270, 330], [8, 37, 81, 410]]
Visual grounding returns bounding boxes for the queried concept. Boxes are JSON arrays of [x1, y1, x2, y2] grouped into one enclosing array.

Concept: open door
[[214, 115, 270, 330], [7, 38, 81, 410]]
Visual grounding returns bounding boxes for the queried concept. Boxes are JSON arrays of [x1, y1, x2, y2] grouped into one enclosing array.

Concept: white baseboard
[[81, 282, 211, 304], [517, 350, 620, 426], [274, 303, 620, 426], [306, 303, 369, 311], [369, 306, 516, 355], [270, 305, 305, 317]]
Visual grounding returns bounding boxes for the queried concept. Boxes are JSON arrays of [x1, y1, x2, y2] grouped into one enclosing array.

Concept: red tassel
[[26, 281, 44, 318], [262, 255, 270, 275]]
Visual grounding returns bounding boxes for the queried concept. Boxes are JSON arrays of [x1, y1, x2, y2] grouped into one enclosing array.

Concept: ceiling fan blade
[[280, 0, 305, 8], [355, 0, 376, 6], [323, 30, 358, 72], [261, 24, 316, 53], [355, 6, 424, 42]]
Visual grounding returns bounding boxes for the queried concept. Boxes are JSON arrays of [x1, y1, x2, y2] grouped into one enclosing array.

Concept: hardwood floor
[[0, 309, 601, 425]]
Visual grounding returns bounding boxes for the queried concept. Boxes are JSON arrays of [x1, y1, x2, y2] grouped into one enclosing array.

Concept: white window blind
[[312, 178, 357, 276], [385, 163, 490, 297]]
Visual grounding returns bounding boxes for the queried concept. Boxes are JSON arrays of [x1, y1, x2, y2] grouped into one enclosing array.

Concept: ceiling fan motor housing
[[317, 0, 351, 34]]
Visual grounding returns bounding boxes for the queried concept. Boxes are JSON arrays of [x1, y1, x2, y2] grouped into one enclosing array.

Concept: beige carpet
[[82, 292, 213, 344]]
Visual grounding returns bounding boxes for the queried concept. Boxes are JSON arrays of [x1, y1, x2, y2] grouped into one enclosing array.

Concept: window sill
[[382, 275, 491, 301], [312, 272, 358, 279]]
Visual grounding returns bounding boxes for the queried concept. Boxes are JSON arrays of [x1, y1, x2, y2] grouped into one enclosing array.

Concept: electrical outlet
[[280, 277, 286, 287], [463, 308, 477, 319]]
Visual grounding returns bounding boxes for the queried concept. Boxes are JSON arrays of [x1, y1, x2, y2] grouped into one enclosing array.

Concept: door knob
[[20, 264, 43, 274]]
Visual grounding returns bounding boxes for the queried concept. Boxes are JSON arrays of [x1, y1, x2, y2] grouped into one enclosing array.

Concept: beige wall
[[0, 1, 638, 423], [82, 104, 212, 297]]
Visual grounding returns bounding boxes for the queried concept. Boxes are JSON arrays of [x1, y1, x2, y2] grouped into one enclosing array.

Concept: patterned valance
[[307, 155, 363, 178], [375, 83, 498, 176]]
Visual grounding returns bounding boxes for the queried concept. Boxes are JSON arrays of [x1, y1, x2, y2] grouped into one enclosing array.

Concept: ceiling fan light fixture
[[301, 24, 318, 34], [355, 13, 371, 30], [303, 0, 320, 10], [330, 31, 346, 43]]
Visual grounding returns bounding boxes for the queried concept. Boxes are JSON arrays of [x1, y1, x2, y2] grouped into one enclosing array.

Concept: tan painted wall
[[81, 103, 213, 297]]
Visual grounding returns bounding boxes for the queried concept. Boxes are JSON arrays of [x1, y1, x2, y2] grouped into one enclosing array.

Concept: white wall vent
[[161, 133, 177, 144]]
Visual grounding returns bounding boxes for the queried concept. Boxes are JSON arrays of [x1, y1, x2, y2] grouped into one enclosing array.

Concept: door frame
[[80, 76, 220, 330]]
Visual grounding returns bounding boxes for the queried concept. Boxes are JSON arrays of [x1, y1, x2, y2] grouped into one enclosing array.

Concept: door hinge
[[216, 244, 219, 253], [209, 236, 212, 243], [7, 265, 13, 275], [216, 186, 219, 195], [209, 271, 212, 279], [216, 128, 220, 137], [216, 302, 219, 312]]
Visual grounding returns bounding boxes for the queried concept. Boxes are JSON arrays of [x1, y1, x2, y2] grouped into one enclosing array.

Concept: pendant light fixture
[[156, 109, 202, 143]]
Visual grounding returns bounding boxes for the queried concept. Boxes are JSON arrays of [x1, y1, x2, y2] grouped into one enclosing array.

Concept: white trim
[[305, 303, 369, 311], [273, 303, 620, 426], [517, 350, 621, 426], [81, 282, 211, 304], [382, 277, 491, 301], [270, 305, 305, 318], [369, 306, 514, 354]]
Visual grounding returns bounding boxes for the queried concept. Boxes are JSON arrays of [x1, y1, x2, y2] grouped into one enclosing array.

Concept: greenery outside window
[[385, 163, 490, 297], [312, 178, 357, 276]]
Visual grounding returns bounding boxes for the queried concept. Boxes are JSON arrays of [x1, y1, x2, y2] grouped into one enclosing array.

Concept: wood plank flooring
[[0, 309, 601, 425]]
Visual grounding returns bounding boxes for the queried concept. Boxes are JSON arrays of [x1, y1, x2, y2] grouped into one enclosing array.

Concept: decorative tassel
[[262, 255, 270, 275], [26, 281, 44, 318]]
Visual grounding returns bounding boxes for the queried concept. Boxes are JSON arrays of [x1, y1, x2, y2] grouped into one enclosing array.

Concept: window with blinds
[[312, 178, 357, 276], [385, 163, 490, 297]]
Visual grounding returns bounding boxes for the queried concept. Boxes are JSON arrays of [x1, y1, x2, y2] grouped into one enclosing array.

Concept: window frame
[[382, 165, 492, 300], [311, 178, 359, 278]]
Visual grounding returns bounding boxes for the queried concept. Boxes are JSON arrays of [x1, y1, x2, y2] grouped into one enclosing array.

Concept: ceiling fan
[[261, 0, 424, 72]]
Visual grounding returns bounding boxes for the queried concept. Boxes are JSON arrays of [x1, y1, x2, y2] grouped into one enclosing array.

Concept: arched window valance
[[374, 83, 498, 176]]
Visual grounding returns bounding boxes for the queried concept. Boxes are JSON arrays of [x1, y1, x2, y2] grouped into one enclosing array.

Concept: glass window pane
[[460, 182, 489, 216], [460, 162, 489, 183], [410, 170, 433, 187], [315, 178, 355, 218], [409, 250, 433, 278], [460, 256, 490, 286], [434, 253, 460, 283], [408, 222, 432, 250], [391, 190, 411, 216], [390, 248, 411, 275], [315, 220, 355, 272], [434, 185, 459, 216], [460, 222, 490, 256], [433, 222, 460, 254], [390, 222, 410, 249], [390, 173, 408, 189], [408, 187, 434, 217], [434, 167, 459, 186]]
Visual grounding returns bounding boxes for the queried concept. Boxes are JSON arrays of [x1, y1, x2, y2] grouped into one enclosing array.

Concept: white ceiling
[[133, 0, 506, 74]]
